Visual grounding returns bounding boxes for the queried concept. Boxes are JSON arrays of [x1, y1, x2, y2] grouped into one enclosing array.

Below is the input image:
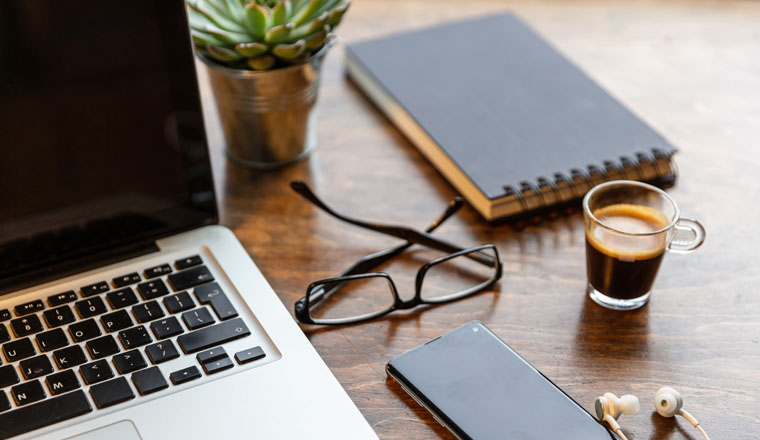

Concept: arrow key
[[169, 366, 201, 385]]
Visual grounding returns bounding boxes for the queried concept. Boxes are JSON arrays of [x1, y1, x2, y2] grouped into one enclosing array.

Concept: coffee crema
[[585, 203, 670, 300]]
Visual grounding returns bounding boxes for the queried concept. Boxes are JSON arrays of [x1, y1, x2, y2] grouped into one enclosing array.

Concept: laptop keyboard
[[0, 255, 268, 439]]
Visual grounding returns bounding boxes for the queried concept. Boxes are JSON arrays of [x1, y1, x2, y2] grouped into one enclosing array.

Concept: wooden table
[[198, 1, 760, 438]]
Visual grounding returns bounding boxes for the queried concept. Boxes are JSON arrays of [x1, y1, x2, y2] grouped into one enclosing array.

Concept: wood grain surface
[[197, 1, 760, 438]]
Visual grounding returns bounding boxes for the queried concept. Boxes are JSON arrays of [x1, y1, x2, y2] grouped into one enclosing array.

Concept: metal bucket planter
[[200, 42, 332, 169]]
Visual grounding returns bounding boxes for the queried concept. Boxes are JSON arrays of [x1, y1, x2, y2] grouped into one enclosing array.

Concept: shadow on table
[[573, 291, 652, 361]]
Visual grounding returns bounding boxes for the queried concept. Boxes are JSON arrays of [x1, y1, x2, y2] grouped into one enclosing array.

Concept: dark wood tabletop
[[197, 1, 760, 438]]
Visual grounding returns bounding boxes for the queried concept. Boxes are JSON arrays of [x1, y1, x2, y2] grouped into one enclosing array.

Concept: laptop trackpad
[[65, 421, 142, 440]]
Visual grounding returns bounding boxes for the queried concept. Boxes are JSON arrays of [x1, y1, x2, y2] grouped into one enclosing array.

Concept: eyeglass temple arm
[[303, 197, 464, 307], [290, 181, 494, 266]]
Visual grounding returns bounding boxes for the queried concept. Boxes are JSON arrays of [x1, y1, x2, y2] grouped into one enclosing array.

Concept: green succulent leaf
[[326, 1, 349, 27], [188, 2, 248, 34], [204, 24, 251, 44], [248, 55, 276, 70], [206, 44, 245, 62], [272, 40, 306, 59], [223, 0, 246, 22], [303, 26, 328, 50], [244, 3, 269, 40], [235, 42, 269, 57], [264, 23, 294, 43], [191, 29, 228, 46], [289, 0, 330, 27], [270, 1, 288, 26], [290, 12, 327, 39]]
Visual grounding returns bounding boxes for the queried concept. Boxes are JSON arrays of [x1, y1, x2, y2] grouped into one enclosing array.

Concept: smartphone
[[386, 321, 617, 440]]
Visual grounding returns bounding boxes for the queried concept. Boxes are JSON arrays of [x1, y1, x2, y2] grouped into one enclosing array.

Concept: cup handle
[[667, 218, 706, 254]]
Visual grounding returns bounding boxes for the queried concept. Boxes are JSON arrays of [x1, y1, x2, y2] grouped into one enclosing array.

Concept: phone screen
[[387, 321, 616, 440]]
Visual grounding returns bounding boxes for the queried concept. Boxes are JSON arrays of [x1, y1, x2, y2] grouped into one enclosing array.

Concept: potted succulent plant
[[187, 0, 350, 169]]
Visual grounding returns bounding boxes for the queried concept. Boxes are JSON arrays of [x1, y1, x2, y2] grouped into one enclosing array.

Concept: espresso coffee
[[585, 203, 669, 300]]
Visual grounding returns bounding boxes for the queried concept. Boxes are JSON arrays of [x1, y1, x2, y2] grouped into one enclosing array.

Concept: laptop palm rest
[[65, 421, 142, 440]]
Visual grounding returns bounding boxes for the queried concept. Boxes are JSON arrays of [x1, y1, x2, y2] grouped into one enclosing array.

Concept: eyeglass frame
[[295, 243, 502, 325], [289, 181, 503, 325]]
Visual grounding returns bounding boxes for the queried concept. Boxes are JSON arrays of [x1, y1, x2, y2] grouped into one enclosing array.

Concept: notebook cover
[[345, 13, 677, 202]]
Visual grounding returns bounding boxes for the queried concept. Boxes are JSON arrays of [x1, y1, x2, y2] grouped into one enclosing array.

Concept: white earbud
[[653, 387, 710, 440], [594, 392, 640, 440]]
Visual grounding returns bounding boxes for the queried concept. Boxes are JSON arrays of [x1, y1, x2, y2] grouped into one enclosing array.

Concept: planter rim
[[197, 35, 336, 78]]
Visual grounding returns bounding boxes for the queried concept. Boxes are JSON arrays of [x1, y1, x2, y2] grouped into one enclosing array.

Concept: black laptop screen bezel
[[0, 0, 218, 294]]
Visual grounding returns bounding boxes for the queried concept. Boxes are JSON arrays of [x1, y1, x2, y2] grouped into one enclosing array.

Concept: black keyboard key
[[3, 338, 36, 362], [36, 328, 69, 352], [68, 319, 101, 342], [202, 356, 233, 375], [170, 366, 201, 385], [11, 380, 45, 406], [164, 291, 195, 314], [168, 265, 214, 291], [0, 310, 9, 322], [182, 308, 214, 330], [0, 365, 20, 388], [195, 283, 238, 321], [177, 318, 250, 354], [75, 297, 107, 319], [175, 255, 203, 270], [106, 287, 139, 310], [81, 281, 109, 297], [89, 377, 134, 409], [113, 350, 147, 375], [137, 279, 169, 300], [132, 366, 168, 396], [46, 369, 81, 396], [47, 290, 78, 307], [150, 317, 183, 340], [80, 359, 114, 385], [113, 272, 141, 288], [53, 345, 87, 370], [0, 324, 8, 343], [145, 341, 180, 364], [0, 390, 91, 438], [235, 346, 266, 365], [14, 300, 44, 317], [119, 326, 152, 349], [101, 310, 134, 333], [0, 391, 9, 412], [144, 264, 172, 279], [86, 335, 120, 359], [197, 347, 226, 364], [43, 305, 76, 328], [11, 315, 44, 337], [132, 301, 165, 323], [20, 355, 54, 380]]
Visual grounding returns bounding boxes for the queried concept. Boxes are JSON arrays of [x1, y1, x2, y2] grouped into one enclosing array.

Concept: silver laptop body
[[0, 1, 377, 438]]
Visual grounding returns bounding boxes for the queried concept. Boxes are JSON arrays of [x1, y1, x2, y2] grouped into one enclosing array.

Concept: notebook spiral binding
[[501, 147, 676, 218]]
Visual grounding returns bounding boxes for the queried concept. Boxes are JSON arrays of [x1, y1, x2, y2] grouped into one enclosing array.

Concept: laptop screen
[[0, 0, 217, 292]]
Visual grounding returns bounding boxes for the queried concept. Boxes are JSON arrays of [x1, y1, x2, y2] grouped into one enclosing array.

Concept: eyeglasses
[[291, 181, 502, 325]]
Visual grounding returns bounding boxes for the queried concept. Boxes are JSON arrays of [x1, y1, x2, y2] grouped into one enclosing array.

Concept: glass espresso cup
[[583, 181, 705, 310]]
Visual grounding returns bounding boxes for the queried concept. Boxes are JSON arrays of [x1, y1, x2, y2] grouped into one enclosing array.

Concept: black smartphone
[[386, 321, 617, 440]]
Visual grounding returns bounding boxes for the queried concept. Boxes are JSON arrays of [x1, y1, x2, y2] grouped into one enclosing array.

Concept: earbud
[[654, 387, 683, 418], [653, 387, 710, 440], [594, 393, 640, 440]]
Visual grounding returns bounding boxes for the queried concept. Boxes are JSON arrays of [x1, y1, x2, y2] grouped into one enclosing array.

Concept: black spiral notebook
[[345, 13, 677, 223]]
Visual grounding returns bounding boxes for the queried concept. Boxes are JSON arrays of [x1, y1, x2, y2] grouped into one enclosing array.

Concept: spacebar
[[177, 318, 250, 353], [0, 390, 92, 439]]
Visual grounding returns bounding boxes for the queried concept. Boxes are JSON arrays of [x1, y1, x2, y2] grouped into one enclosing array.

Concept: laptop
[[0, 1, 377, 439]]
